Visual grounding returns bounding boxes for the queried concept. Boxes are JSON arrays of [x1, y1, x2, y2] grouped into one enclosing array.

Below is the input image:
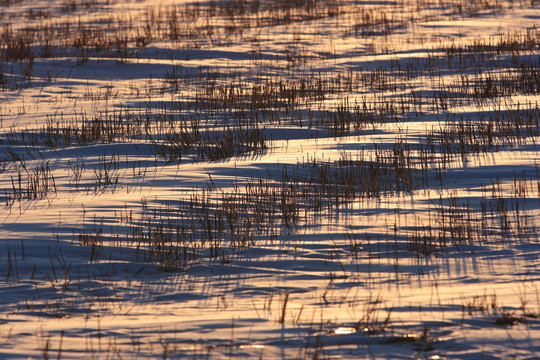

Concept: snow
[[0, 0, 539, 359]]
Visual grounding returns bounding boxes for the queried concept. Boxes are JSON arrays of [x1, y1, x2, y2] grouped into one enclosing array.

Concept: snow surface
[[0, 0, 539, 359]]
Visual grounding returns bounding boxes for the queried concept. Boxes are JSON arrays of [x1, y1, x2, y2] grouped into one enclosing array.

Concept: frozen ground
[[0, 0, 539, 359]]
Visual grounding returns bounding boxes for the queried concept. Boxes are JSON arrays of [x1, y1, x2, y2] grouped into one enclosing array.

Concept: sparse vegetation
[[0, 0, 538, 359]]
